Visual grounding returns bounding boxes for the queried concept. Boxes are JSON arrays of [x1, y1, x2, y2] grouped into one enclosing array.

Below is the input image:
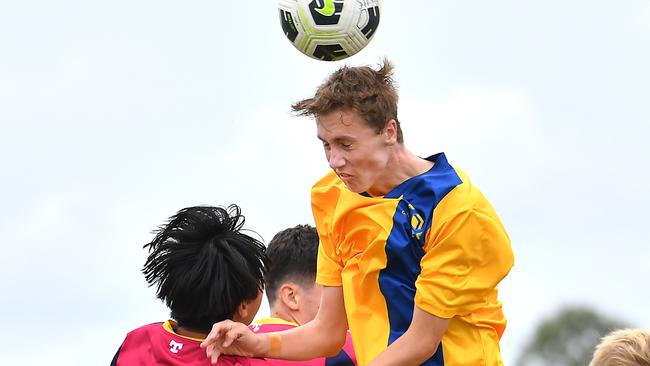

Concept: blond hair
[[589, 329, 650, 366]]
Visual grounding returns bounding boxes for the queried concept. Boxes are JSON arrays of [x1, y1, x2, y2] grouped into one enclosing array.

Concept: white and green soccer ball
[[278, 0, 381, 61]]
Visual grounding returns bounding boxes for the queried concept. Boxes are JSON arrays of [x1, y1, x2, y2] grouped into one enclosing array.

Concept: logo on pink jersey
[[169, 339, 184, 354]]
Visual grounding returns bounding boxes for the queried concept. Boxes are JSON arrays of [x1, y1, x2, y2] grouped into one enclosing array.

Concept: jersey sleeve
[[312, 171, 346, 287], [316, 240, 344, 286], [414, 187, 514, 318]]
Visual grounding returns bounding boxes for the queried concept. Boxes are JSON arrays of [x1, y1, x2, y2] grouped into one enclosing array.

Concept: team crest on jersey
[[407, 203, 425, 240], [169, 340, 183, 354]]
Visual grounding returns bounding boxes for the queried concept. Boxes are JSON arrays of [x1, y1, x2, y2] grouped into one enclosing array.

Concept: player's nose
[[328, 149, 345, 169]]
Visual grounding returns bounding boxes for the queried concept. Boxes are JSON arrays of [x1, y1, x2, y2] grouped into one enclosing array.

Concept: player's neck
[[271, 308, 301, 325], [393, 145, 433, 177], [175, 325, 208, 339], [369, 147, 433, 196]]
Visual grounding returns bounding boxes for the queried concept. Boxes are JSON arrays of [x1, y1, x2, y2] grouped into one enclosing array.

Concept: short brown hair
[[589, 329, 650, 366], [292, 58, 403, 143]]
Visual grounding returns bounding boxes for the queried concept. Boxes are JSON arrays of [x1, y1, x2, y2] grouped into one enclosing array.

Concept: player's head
[[265, 224, 321, 325], [292, 60, 404, 195], [292, 58, 402, 143], [142, 205, 268, 332], [589, 328, 650, 366]]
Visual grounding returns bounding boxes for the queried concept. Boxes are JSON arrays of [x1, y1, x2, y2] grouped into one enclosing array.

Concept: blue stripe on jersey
[[378, 153, 461, 366]]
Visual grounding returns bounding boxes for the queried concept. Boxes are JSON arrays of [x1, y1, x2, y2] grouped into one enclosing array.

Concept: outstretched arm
[[368, 306, 450, 366], [201, 286, 348, 363]]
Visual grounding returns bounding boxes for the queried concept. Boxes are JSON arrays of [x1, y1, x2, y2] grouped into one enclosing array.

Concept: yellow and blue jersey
[[312, 153, 514, 366]]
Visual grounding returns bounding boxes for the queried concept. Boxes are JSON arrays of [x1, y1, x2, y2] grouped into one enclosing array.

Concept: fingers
[[207, 344, 221, 364], [201, 320, 235, 363], [201, 320, 232, 348], [222, 324, 242, 348], [201, 320, 260, 362]]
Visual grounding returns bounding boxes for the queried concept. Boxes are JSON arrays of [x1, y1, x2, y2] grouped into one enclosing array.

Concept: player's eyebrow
[[317, 134, 355, 143]]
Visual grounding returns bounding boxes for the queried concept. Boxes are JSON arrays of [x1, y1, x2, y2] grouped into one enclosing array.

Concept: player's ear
[[233, 290, 262, 324], [279, 283, 300, 311], [382, 119, 398, 145], [233, 300, 252, 323]]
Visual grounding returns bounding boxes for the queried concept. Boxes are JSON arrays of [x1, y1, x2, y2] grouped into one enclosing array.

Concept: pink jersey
[[251, 317, 357, 366], [112, 320, 271, 366]]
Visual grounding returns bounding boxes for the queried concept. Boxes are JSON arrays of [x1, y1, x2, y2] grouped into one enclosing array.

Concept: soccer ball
[[278, 0, 381, 61]]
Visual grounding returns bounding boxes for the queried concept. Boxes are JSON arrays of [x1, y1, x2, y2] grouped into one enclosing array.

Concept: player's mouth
[[338, 172, 353, 181]]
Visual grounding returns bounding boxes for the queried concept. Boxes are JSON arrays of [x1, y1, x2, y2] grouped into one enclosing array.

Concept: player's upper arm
[[416, 190, 514, 318]]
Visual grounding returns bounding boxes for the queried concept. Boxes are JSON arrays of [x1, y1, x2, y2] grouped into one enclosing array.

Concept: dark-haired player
[[252, 224, 356, 366], [111, 205, 271, 366]]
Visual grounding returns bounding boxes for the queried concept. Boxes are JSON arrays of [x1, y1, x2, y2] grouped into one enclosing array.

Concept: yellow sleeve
[[312, 171, 345, 287], [316, 238, 344, 286], [414, 186, 514, 318]]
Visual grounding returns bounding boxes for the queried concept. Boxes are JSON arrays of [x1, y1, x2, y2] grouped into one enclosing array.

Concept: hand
[[200, 320, 267, 364]]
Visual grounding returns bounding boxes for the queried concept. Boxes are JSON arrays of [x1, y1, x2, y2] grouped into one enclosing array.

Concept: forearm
[[368, 306, 449, 366], [201, 286, 348, 363], [262, 318, 346, 360], [258, 286, 348, 360], [367, 330, 439, 366]]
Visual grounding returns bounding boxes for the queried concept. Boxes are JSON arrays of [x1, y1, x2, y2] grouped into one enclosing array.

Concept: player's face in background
[[317, 108, 393, 195], [299, 283, 322, 325]]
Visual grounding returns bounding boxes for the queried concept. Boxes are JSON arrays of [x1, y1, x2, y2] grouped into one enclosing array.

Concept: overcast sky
[[1, 0, 649, 364]]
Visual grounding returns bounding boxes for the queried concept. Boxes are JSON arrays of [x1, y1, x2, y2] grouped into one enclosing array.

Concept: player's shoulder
[[124, 322, 164, 337], [311, 171, 343, 210], [250, 317, 297, 333], [311, 171, 374, 221], [312, 170, 340, 190], [430, 161, 484, 200]]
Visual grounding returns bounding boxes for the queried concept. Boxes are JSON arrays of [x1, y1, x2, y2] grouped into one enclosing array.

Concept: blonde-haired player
[[589, 328, 650, 366]]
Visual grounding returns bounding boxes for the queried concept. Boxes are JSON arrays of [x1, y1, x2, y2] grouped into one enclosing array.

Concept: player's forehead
[[315, 109, 373, 141]]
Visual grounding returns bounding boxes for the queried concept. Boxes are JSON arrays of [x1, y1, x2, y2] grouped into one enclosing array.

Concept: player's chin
[[343, 181, 367, 194]]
